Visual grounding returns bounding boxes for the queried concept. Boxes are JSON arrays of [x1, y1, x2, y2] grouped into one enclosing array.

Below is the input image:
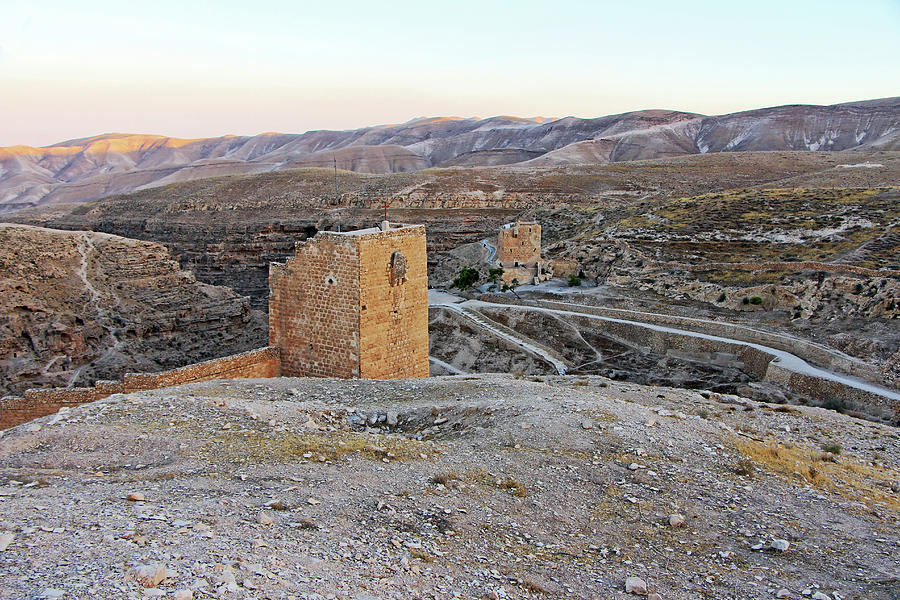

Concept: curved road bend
[[461, 299, 900, 403]]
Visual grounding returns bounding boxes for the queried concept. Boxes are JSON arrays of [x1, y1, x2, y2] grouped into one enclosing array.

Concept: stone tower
[[268, 222, 429, 379], [497, 221, 541, 266], [496, 221, 549, 285]]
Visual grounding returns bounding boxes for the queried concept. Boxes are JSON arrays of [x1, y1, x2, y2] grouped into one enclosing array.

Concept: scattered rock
[[770, 539, 791, 552], [258, 511, 274, 525], [776, 589, 792, 598], [126, 492, 145, 502], [668, 514, 686, 527], [625, 576, 648, 595], [0, 532, 14, 551], [129, 563, 167, 587], [811, 593, 831, 600], [173, 590, 193, 600], [581, 420, 594, 429]]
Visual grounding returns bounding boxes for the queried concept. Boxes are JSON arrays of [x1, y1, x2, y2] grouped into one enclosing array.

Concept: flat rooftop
[[323, 222, 422, 237], [501, 221, 538, 229]]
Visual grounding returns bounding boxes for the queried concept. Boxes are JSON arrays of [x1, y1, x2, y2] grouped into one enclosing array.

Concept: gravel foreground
[[0, 374, 897, 600]]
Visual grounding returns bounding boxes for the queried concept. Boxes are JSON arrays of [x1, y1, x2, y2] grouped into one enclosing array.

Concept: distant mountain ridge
[[1, 97, 898, 213]]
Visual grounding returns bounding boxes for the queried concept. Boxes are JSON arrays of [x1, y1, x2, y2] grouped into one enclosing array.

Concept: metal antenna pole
[[333, 155, 338, 203]]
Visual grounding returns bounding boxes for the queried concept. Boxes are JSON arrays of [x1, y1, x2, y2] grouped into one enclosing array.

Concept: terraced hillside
[[605, 187, 900, 269], [547, 186, 899, 383], [0, 225, 265, 396]]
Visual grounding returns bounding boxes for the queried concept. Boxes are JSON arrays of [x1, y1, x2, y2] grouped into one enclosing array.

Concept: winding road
[[429, 290, 899, 404]]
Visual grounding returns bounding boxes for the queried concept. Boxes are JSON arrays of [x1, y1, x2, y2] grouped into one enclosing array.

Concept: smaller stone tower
[[496, 221, 549, 285], [268, 222, 429, 379]]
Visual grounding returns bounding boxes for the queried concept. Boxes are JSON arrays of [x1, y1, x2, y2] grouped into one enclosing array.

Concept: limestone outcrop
[[0, 224, 266, 396]]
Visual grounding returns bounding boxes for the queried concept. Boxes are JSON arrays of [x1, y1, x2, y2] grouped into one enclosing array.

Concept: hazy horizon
[[2, 0, 898, 147]]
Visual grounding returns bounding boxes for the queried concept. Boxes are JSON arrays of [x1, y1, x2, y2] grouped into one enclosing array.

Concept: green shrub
[[567, 274, 582, 287], [487, 267, 504, 285], [452, 267, 480, 290], [821, 442, 842, 455], [749, 296, 763, 305]]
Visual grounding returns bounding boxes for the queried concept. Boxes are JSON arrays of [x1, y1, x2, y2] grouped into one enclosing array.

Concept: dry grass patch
[[735, 437, 900, 511], [449, 467, 528, 497], [201, 429, 437, 464]]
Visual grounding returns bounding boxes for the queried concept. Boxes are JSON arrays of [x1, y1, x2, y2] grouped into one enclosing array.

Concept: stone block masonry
[[270, 222, 429, 380], [496, 221, 550, 285], [0, 346, 280, 430], [359, 226, 429, 379], [269, 235, 361, 378], [497, 221, 541, 267]]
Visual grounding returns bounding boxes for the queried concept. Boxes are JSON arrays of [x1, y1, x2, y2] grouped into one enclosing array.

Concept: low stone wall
[[482, 301, 899, 421], [486, 296, 885, 385], [558, 312, 898, 421], [763, 363, 898, 423], [0, 346, 280, 430]]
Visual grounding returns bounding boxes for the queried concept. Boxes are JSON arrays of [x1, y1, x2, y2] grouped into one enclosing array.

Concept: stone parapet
[[0, 346, 280, 430]]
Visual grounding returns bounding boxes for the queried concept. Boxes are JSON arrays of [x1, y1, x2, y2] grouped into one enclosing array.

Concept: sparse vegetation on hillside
[[608, 187, 899, 269]]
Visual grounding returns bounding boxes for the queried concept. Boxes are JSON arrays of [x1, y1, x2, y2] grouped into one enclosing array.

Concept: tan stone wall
[[0, 347, 280, 430], [500, 265, 538, 285], [358, 226, 430, 379], [269, 235, 361, 378], [497, 223, 541, 266]]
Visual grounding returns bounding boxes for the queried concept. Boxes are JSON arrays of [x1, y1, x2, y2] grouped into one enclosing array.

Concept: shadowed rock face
[[3, 97, 897, 212], [0, 224, 266, 396]]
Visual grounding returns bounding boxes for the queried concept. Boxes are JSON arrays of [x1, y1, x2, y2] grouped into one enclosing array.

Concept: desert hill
[[2, 98, 898, 212], [10, 150, 899, 312], [0, 224, 266, 396]]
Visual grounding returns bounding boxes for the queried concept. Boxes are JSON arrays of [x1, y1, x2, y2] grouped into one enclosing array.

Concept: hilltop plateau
[[0, 375, 897, 599]]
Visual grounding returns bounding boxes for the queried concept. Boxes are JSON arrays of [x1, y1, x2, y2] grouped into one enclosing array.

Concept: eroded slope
[[0, 225, 266, 395]]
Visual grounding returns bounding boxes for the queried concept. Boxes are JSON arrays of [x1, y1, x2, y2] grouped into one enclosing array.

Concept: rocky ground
[[0, 375, 897, 600]]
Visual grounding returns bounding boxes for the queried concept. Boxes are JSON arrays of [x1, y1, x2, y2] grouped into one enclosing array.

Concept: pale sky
[[1, 0, 898, 147]]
